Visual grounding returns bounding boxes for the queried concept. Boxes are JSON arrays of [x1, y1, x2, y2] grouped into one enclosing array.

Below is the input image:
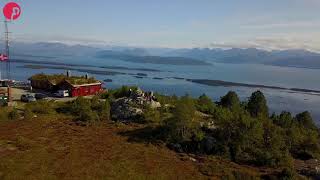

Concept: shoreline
[[187, 79, 320, 94], [16, 62, 320, 95]]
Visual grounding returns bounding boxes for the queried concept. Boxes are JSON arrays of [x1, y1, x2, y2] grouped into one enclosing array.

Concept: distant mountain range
[[2, 41, 320, 68], [166, 48, 320, 69], [95, 50, 211, 66]]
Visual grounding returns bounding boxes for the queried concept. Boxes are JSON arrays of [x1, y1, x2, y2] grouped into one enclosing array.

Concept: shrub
[[278, 168, 295, 180], [222, 170, 260, 180], [0, 108, 9, 121], [67, 97, 100, 122], [91, 96, 101, 109], [143, 106, 161, 124], [91, 96, 111, 121], [24, 108, 34, 120], [69, 97, 91, 115], [61, 97, 111, 122], [100, 86, 139, 100], [98, 101, 111, 121], [100, 91, 112, 100], [25, 100, 56, 115], [155, 93, 178, 106], [8, 108, 20, 120], [113, 86, 138, 99], [78, 109, 99, 122]]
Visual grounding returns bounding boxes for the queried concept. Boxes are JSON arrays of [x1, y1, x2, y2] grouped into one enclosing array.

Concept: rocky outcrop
[[111, 88, 161, 122], [295, 159, 320, 179], [111, 97, 144, 121]]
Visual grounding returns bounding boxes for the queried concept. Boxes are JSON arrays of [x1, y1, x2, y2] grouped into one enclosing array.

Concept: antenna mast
[[4, 20, 10, 80]]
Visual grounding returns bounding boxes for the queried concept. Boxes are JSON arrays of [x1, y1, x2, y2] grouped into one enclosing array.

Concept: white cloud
[[209, 33, 320, 52], [11, 33, 109, 46], [240, 20, 320, 29]]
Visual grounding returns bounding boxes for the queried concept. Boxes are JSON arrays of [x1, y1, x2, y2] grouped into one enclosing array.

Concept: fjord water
[[10, 55, 320, 125]]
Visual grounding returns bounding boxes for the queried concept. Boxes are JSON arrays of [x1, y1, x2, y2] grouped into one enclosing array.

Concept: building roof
[[29, 73, 101, 86], [67, 82, 102, 88]]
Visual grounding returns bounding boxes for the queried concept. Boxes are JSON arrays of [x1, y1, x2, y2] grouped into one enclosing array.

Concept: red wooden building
[[29, 74, 103, 97], [58, 80, 103, 97]]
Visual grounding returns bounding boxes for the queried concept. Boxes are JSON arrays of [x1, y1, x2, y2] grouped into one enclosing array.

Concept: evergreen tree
[[166, 95, 199, 143], [196, 94, 215, 114], [295, 111, 317, 130], [273, 111, 294, 128], [247, 91, 269, 118], [220, 91, 241, 111]]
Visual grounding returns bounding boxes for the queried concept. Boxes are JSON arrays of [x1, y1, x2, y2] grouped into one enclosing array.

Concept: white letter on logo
[[11, 7, 20, 20]]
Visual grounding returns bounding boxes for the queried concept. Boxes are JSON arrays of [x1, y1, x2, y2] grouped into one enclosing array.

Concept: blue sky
[[1, 0, 320, 50]]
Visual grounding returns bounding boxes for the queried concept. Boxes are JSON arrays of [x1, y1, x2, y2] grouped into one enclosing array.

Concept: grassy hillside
[[0, 116, 270, 180], [0, 87, 318, 179]]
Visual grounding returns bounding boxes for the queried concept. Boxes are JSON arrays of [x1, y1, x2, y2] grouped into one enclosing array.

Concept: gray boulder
[[111, 97, 143, 122], [111, 88, 161, 122], [296, 159, 320, 179]]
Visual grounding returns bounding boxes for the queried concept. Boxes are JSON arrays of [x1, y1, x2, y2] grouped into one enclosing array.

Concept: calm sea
[[7, 55, 320, 125]]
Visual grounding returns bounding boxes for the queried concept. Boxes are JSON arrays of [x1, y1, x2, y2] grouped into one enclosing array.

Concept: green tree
[[288, 124, 320, 159], [295, 111, 317, 130], [247, 91, 269, 118], [166, 95, 200, 143], [196, 94, 215, 114], [219, 91, 241, 111], [257, 120, 293, 167], [214, 107, 264, 163], [272, 111, 294, 128]]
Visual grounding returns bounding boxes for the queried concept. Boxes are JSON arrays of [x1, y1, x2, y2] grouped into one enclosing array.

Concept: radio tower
[[4, 20, 10, 80]]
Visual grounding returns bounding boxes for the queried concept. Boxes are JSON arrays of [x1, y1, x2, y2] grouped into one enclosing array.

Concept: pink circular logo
[[3, 2, 21, 21]]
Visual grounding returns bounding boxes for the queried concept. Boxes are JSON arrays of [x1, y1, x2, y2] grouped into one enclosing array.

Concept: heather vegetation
[[1, 86, 319, 178]]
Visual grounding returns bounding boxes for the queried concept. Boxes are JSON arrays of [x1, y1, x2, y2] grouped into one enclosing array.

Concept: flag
[[0, 54, 8, 61]]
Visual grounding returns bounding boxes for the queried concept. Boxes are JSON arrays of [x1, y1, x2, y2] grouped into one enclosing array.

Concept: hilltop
[[0, 117, 276, 180], [0, 86, 319, 179]]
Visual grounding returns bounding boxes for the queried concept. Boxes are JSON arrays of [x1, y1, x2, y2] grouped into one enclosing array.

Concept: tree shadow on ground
[[118, 125, 167, 144]]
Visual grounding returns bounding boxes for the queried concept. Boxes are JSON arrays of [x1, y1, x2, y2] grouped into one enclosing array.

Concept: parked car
[[21, 94, 36, 102], [35, 93, 48, 100], [0, 96, 8, 106], [53, 90, 69, 98]]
